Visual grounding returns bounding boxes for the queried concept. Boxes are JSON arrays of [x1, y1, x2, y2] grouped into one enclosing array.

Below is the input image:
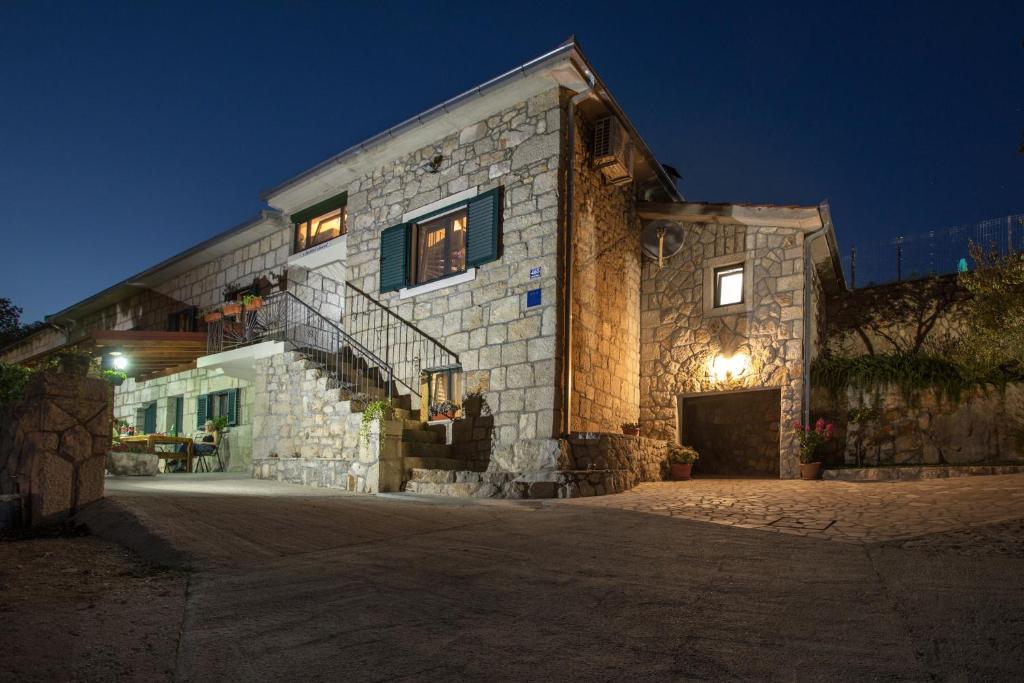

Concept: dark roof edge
[[44, 209, 282, 324], [260, 40, 580, 202], [569, 46, 683, 203]]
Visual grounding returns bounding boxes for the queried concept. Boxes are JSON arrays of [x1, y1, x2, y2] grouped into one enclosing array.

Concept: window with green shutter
[[379, 222, 411, 292], [379, 187, 502, 294], [466, 188, 501, 267], [196, 395, 208, 430], [200, 389, 241, 428]]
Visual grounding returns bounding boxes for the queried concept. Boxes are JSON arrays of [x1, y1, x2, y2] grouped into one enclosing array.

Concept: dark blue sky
[[1, 0, 1021, 322]]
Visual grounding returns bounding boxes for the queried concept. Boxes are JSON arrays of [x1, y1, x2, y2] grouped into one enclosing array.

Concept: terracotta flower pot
[[204, 311, 223, 323], [222, 303, 242, 317], [245, 298, 263, 311], [800, 462, 822, 480], [622, 426, 640, 437], [430, 411, 456, 422], [670, 463, 693, 481]]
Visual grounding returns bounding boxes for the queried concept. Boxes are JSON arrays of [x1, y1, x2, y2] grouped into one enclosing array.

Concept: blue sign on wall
[[529, 266, 542, 280], [526, 288, 542, 308]]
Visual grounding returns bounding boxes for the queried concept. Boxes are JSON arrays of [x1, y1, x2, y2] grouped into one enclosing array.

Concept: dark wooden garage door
[[679, 388, 780, 476]]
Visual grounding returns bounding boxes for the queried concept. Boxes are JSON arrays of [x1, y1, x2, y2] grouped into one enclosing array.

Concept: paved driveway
[[568, 475, 1024, 542], [73, 473, 1024, 681]]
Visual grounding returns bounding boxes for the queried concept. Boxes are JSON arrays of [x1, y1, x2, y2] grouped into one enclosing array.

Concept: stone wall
[[251, 351, 403, 493], [569, 113, 641, 432], [823, 275, 969, 357], [814, 383, 1024, 467], [0, 211, 347, 366], [640, 222, 808, 478], [0, 365, 111, 526], [567, 433, 669, 484], [113, 370, 253, 472], [343, 87, 565, 463]]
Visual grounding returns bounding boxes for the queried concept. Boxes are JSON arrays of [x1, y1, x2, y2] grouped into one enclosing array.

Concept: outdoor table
[[120, 435, 194, 472]]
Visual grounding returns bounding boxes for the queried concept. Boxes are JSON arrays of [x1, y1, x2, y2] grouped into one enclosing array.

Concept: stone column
[[0, 362, 112, 527]]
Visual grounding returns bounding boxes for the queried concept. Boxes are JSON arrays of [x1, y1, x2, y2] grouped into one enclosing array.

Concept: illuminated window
[[714, 264, 744, 307], [426, 369, 461, 408], [413, 208, 467, 285], [295, 206, 347, 253]]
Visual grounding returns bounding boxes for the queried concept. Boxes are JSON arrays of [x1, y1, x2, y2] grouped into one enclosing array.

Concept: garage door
[[678, 388, 780, 477]]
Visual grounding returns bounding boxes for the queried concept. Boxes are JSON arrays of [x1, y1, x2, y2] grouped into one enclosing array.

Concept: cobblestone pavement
[[564, 474, 1024, 543]]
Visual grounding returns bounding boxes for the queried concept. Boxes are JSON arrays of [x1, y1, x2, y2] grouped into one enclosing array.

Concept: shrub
[[811, 352, 1024, 404], [0, 363, 34, 407], [667, 443, 699, 464]]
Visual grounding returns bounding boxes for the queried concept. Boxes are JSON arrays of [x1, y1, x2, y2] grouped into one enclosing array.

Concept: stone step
[[403, 457, 465, 472], [401, 442, 452, 460], [408, 468, 487, 483]]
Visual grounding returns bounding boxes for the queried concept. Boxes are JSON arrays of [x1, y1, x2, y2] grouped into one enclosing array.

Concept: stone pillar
[[374, 419, 404, 493], [0, 362, 112, 527]]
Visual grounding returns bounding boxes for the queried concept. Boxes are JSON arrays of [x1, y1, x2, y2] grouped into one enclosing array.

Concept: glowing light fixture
[[711, 353, 749, 382], [112, 355, 128, 370]]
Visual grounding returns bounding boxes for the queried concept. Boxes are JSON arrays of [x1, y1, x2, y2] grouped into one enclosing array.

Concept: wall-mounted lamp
[[711, 353, 749, 383]]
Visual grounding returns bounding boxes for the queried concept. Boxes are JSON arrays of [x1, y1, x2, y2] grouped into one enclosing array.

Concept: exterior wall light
[[711, 353, 749, 383], [111, 354, 128, 370]]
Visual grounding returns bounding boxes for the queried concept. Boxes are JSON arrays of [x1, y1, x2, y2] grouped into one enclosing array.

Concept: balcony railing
[[206, 291, 394, 401], [344, 282, 460, 398]]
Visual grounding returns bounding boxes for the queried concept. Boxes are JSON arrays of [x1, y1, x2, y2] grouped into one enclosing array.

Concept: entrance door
[[678, 388, 780, 476]]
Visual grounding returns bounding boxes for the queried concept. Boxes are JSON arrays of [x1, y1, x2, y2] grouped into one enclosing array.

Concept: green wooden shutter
[[466, 187, 502, 267], [196, 394, 208, 430], [143, 404, 157, 434], [227, 389, 239, 426], [379, 222, 410, 292]]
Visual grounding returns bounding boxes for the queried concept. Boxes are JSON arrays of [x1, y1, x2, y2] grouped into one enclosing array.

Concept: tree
[[956, 243, 1024, 370], [0, 297, 23, 342]]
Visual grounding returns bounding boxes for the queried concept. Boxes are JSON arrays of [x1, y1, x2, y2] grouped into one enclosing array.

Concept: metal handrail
[[344, 281, 460, 397], [206, 291, 395, 401]]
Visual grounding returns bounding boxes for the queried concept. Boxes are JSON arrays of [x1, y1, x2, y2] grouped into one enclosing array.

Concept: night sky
[[1, 0, 1021, 323]]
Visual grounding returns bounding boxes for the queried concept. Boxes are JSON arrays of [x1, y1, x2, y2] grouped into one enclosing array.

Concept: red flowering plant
[[791, 417, 834, 464]]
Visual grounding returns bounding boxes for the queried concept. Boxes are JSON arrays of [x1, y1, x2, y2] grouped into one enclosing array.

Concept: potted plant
[[428, 399, 459, 421], [222, 300, 242, 317], [621, 422, 640, 437], [667, 443, 699, 480], [241, 294, 263, 311], [791, 418, 834, 480], [203, 307, 223, 323], [102, 369, 127, 386]]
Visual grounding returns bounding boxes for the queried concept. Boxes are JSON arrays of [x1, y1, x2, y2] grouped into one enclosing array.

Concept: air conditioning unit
[[592, 116, 634, 186]]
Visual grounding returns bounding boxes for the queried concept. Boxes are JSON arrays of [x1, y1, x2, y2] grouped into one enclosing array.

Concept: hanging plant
[[359, 400, 394, 445]]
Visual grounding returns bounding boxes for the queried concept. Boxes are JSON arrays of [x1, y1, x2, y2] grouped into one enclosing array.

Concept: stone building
[[0, 40, 844, 493]]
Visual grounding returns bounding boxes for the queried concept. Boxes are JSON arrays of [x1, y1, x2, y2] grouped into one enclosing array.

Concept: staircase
[[209, 289, 481, 490]]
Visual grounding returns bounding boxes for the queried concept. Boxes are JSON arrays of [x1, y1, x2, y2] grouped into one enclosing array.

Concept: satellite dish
[[641, 220, 685, 268]]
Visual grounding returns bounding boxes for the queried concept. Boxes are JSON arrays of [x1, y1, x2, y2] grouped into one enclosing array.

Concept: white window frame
[[397, 187, 480, 299]]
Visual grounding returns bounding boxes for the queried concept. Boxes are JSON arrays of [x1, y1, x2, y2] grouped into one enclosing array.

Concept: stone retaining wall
[[823, 464, 1024, 481], [251, 351, 403, 493], [814, 383, 1024, 467], [0, 366, 111, 526]]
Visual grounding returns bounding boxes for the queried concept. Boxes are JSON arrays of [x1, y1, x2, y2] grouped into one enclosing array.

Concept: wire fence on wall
[[843, 214, 1024, 288]]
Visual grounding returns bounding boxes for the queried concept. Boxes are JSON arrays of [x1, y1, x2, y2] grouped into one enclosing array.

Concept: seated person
[[194, 420, 220, 456]]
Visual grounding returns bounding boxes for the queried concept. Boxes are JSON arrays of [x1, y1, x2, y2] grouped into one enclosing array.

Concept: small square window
[[714, 264, 744, 307]]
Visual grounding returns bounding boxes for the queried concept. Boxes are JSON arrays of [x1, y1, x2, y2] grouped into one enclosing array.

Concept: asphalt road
[[74, 475, 1024, 681]]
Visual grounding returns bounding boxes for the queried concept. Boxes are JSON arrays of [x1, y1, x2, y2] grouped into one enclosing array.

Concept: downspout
[[802, 203, 831, 425], [560, 68, 596, 437]]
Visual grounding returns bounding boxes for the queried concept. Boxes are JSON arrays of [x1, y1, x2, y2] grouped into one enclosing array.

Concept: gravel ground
[[0, 530, 187, 682]]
